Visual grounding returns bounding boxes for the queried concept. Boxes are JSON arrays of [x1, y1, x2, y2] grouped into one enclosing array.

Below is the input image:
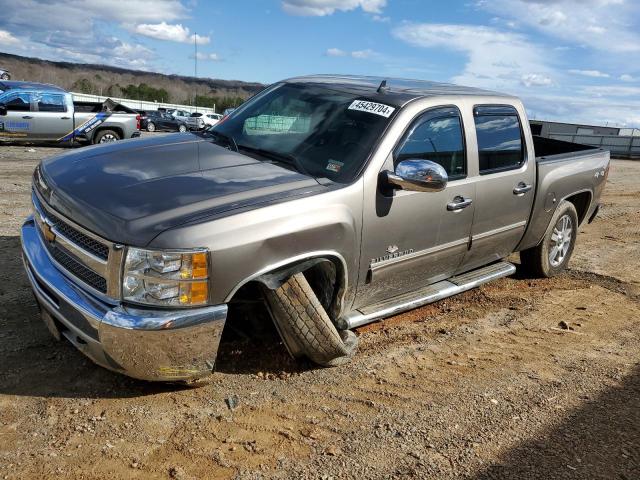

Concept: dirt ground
[[0, 140, 638, 480]]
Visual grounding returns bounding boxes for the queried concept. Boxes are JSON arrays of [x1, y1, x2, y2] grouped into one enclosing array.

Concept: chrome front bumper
[[21, 216, 227, 382]]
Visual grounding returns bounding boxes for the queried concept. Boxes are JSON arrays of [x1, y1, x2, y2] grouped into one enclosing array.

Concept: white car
[[187, 112, 223, 130]]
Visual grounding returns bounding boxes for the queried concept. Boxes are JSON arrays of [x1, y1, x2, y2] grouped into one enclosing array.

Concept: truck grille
[[32, 190, 121, 299], [49, 245, 108, 293], [50, 217, 109, 260]]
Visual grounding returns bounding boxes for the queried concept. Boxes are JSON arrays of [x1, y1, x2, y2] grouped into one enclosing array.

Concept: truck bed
[[517, 136, 610, 251]]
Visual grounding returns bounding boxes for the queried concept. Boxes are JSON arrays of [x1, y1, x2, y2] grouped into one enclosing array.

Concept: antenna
[[377, 79, 389, 93]]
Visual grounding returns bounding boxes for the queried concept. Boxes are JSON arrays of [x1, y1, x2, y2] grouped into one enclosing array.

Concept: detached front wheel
[[264, 272, 358, 367], [520, 200, 578, 277]]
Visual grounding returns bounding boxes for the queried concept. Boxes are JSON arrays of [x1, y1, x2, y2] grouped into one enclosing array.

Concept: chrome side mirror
[[385, 159, 448, 192]]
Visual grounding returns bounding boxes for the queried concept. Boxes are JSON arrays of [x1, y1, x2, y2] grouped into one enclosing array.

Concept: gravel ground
[[0, 138, 638, 479]]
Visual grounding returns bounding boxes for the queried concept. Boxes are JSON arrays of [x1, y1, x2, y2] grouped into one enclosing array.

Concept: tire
[[263, 272, 358, 367], [520, 200, 578, 278], [146, 122, 156, 132], [0, 74, 9, 80], [178, 124, 187, 133], [94, 129, 121, 144]]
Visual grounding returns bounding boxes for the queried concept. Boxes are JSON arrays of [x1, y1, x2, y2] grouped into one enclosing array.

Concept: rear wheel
[[146, 122, 156, 132], [94, 129, 121, 144], [0, 73, 9, 80], [520, 200, 578, 277], [178, 124, 187, 133], [263, 272, 358, 367]]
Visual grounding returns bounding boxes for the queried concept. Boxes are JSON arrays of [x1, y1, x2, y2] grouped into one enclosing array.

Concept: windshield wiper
[[202, 129, 238, 152], [237, 144, 310, 176]]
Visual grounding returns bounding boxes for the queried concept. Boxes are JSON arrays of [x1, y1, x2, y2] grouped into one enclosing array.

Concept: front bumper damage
[[21, 216, 227, 382]]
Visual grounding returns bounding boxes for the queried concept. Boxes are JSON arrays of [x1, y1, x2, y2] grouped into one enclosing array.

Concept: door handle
[[22, 115, 33, 119], [60, 116, 71, 120], [447, 196, 473, 211], [513, 182, 532, 196]]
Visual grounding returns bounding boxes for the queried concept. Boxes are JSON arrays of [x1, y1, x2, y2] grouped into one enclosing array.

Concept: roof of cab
[[284, 74, 515, 106], [0, 81, 67, 93]]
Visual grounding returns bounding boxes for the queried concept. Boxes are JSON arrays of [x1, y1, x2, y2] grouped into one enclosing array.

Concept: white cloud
[[521, 73, 553, 87], [476, 0, 640, 53], [134, 22, 210, 44], [194, 52, 222, 61], [325, 48, 347, 57], [282, 0, 386, 16], [0, 0, 191, 69], [351, 49, 376, 59], [0, 30, 19, 45], [620, 74, 637, 82], [371, 15, 390, 22], [325, 47, 378, 59], [393, 23, 553, 90], [568, 69, 610, 78]]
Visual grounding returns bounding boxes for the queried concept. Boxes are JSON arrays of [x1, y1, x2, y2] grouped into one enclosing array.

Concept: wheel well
[[227, 256, 346, 320], [565, 191, 592, 224]]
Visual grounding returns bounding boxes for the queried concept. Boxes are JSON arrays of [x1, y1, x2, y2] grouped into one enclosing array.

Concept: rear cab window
[[474, 105, 525, 174]]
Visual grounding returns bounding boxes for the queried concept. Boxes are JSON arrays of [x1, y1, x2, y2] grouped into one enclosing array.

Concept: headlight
[[122, 247, 209, 307]]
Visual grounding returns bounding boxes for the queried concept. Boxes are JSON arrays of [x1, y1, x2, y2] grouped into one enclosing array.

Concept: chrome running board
[[337, 261, 515, 330]]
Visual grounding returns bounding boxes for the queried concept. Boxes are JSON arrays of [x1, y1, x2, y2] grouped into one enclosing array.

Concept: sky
[[0, 0, 639, 127]]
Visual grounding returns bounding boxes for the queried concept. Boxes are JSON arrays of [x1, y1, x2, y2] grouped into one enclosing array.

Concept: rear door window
[[394, 106, 466, 179], [36, 93, 67, 112], [474, 105, 525, 174]]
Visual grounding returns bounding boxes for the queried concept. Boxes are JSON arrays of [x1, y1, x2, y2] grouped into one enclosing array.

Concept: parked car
[[0, 81, 140, 144], [187, 112, 223, 130], [167, 109, 191, 124], [21, 75, 609, 382], [0, 69, 10, 81], [144, 110, 188, 132], [222, 107, 235, 116]]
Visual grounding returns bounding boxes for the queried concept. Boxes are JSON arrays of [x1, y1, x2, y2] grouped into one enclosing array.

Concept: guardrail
[[70, 92, 216, 115], [550, 133, 640, 159]]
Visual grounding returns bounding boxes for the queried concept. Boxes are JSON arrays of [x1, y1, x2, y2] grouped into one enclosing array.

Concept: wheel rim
[[147, 123, 155, 132], [549, 214, 573, 267], [179, 125, 186, 132], [99, 133, 117, 143]]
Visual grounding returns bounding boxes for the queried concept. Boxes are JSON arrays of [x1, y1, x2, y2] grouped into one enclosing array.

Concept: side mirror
[[0, 104, 6, 116], [384, 159, 448, 192]]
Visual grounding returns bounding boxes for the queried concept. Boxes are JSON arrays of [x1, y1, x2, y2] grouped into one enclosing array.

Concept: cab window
[[394, 106, 466, 179], [36, 93, 67, 113], [3, 92, 32, 112], [474, 105, 525, 174]]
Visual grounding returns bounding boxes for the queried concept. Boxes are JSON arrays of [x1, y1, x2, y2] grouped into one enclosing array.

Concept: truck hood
[[38, 133, 324, 246]]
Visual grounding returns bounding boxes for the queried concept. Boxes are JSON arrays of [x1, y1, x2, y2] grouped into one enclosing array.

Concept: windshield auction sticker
[[348, 100, 395, 118]]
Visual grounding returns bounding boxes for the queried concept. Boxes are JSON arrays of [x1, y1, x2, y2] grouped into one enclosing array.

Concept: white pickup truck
[[0, 81, 140, 145]]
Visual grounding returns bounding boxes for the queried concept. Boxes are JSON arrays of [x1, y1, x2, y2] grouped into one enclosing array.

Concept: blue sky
[[1, 0, 639, 127]]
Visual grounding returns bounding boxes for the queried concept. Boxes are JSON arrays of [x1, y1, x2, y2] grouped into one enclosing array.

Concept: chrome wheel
[[147, 122, 155, 132], [179, 124, 187, 132], [99, 133, 118, 143], [549, 214, 573, 267]]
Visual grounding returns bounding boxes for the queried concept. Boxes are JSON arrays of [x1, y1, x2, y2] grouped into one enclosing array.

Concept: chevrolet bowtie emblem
[[42, 220, 56, 243], [387, 245, 399, 254]]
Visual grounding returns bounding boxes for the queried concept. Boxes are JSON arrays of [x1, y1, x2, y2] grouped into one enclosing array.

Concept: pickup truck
[[0, 81, 140, 145], [21, 75, 609, 382]]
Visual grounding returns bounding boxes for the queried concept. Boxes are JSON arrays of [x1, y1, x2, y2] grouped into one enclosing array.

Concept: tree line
[[71, 78, 246, 112]]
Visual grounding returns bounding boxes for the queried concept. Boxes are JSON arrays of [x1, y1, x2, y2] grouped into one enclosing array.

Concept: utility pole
[[194, 32, 198, 113]]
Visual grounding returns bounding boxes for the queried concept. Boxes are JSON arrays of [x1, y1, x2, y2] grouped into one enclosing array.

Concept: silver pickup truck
[[21, 75, 609, 382], [0, 81, 140, 145]]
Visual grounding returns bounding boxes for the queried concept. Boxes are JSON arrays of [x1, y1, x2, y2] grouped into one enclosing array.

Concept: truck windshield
[[207, 83, 397, 183]]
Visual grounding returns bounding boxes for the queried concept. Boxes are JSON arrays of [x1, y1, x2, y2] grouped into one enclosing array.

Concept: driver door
[[0, 91, 35, 142], [355, 106, 475, 309]]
